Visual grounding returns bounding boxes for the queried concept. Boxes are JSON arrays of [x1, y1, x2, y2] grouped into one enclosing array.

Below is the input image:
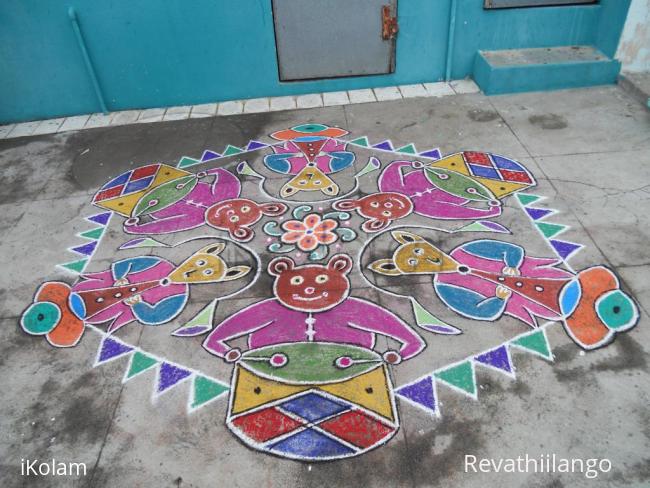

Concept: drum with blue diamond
[[226, 342, 399, 461]]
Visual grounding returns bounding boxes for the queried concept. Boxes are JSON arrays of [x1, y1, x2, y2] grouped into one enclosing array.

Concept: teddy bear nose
[[304, 287, 316, 295]]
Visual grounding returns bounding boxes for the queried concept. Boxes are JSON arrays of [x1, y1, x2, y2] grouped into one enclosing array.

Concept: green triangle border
[[535, 222, 567, 239], [517, 193, 542, 207], [348, 136, 370, 147], [222, 145, 244, 156], [397, 143, 417, 154], [58, 258, 88, 274], [510, 329, 553, 361], [123, 351, 158, 382], [78, 227, 104, 240], [435, 361, 477, 398], [189, 375, 229, 411]]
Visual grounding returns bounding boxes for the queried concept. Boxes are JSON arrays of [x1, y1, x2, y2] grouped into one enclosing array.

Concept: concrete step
[[474, 45, 621, 95], [618, 71, 650, 110]]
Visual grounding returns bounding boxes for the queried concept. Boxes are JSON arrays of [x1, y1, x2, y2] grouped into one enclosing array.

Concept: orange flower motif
[[281, 214, 339, 251]]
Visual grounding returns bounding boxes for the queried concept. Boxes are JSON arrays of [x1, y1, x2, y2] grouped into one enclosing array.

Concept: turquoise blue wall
[[0, 0, 630, 123]]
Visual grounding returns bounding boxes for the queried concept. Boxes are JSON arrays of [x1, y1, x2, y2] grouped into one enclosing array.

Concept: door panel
[[272, 0, 397, 81]]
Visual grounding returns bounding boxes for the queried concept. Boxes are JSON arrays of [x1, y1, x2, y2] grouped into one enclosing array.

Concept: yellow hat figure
[[431, 151, 536, 199], [92, 164, 190, 217]]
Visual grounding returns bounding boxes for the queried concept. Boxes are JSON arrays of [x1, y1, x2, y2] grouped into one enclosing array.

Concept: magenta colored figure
[[72, 257, 188, 333], [265, 138, 355, 175], [378, 160, 502, 220], [124, 167, 241, 234], [203, 254, 425, 364]]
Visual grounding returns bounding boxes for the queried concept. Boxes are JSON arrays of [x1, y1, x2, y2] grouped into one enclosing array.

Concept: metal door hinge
[[382, 5, 398, 40]]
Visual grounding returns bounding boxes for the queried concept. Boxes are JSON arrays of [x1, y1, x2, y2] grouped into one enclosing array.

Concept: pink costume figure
[[435, 241, 574, 326], [378, 160, 502, 220], [264, 138, 355, 175], [71, 256, 188, 332], [124, 167, 241, 234], [203, 254, 425, 364]]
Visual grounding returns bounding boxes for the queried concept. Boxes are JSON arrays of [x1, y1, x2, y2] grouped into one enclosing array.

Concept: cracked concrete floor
[[1, 85, 649, 488]]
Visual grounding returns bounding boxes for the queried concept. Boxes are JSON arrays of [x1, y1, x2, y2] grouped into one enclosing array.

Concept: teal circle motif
[[597, 290, 636, 330], [292, 124, 328, 133], [21, 301, 61, 335]]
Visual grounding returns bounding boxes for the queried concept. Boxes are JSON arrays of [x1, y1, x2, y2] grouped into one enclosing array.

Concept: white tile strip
[[58, 114, 90, 132], [323, 91, 350, 106], [163, 106, 191, 121], [296, 93, 323, 109], [398, 84, 428, 98], [138, 108, 166, 123], [450, 79, 480, 94], [0, 124, 16, 139], [373, 86, 402, 101], [347, 89, 377, 104], [111, 110, 140, 126], [243, 98, 270, 114], [269, 96, 296, 112], [33, 118, 65, 135], [190, 103, 218, 118], [217, 101, 243, 116], [8, 121, 40, 138], [423, 82, 456, 97], [1, 82, 478, 140], [85, 113, 113, 128]]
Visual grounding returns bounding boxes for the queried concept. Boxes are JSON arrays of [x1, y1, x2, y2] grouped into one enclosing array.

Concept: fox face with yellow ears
[[168, 243, 251, 284], [369, 231, 460, 276]]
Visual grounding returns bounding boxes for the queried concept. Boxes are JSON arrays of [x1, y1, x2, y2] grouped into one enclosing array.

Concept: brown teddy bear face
[[268, 254, 353, 312]]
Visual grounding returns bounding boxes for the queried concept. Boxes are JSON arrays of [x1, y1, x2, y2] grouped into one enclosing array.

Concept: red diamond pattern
[[231, 407, 304, 443]]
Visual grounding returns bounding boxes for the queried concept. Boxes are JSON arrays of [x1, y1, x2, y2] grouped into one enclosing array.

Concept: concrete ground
[[1, 84, 649, 488]]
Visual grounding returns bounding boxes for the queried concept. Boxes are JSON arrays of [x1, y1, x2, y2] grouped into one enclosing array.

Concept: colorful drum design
[[226, 342, 399, 461]]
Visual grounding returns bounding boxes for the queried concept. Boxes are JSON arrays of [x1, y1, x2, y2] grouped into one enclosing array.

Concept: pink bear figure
[[378, 160, 502, 220], [124, 167, 241, 234], [203, 254, 425, 364]]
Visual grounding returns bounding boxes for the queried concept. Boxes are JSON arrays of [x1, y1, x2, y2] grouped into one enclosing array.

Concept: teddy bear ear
[[327, 254, 353, 275], [332, 199, 358, 211], [362, 218, 390, 233], [231, 226, 254, 242], [268, 256, 295, 276]]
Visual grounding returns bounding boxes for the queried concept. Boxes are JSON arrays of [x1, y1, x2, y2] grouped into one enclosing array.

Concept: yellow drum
[[226, 342, 399, 461]]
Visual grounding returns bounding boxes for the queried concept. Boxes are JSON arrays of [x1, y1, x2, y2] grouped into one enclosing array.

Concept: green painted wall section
[[0, 0, 631, 123]]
